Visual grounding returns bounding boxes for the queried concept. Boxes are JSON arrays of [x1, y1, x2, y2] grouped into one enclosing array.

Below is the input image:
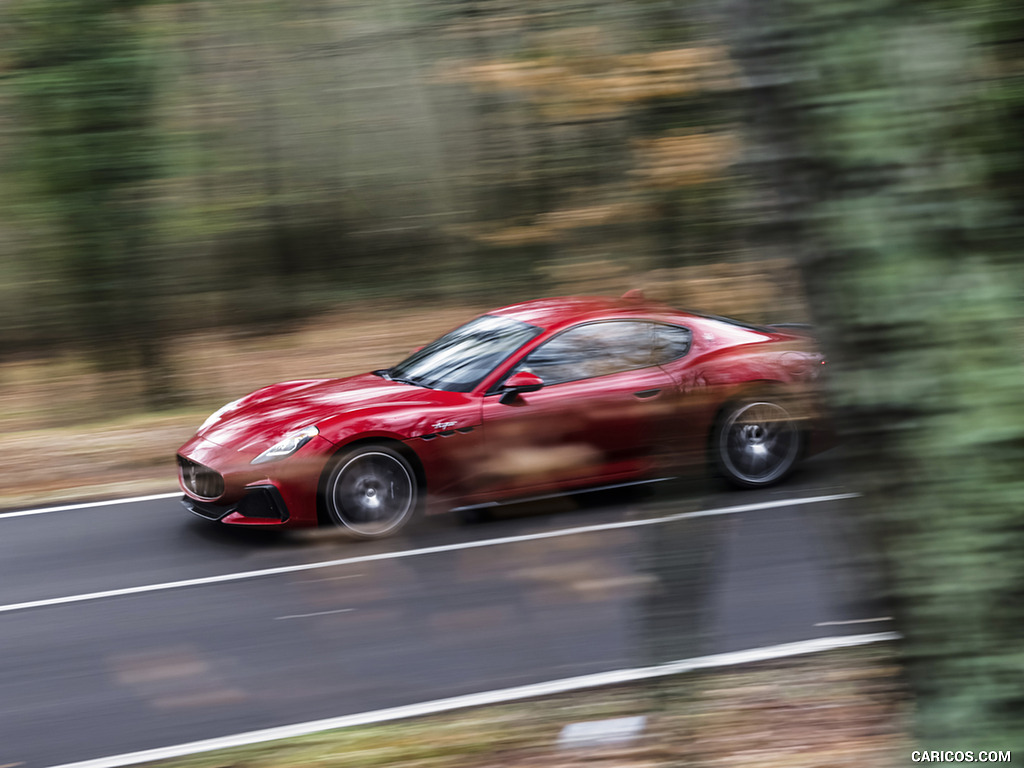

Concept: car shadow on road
[[180, 517, 294, 550]]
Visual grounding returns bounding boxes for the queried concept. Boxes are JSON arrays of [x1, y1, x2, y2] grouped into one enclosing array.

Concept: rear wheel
[[714, 400, 802, 488], [323, 447, 418, 538]]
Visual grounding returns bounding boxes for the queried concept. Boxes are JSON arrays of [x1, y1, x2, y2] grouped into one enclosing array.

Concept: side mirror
[[500, 371, 544, 404]]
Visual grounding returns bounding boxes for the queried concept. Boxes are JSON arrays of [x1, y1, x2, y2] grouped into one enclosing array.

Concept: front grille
[[177, 456, 225, 499]]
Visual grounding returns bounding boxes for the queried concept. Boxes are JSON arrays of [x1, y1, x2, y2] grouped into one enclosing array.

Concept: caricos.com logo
[[911, 751, 1011, 763]]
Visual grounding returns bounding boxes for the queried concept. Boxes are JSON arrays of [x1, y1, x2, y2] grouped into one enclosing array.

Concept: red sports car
[[177, 293, 830, 538]]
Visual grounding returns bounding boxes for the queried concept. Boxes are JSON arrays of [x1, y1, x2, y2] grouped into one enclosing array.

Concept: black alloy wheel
[[715, 400, 802, 488], [324, 446, 418, 538]]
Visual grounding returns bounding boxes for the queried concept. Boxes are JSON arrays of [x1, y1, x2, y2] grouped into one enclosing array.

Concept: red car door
[[476, 320, 679, 499]]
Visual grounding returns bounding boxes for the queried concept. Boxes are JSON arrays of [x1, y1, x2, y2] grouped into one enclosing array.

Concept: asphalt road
[[0, 452, 888, 767]]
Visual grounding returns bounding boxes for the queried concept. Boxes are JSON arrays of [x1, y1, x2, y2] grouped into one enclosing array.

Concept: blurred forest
[[0, 0, 755, 381], [2, 0, 1024, 754]]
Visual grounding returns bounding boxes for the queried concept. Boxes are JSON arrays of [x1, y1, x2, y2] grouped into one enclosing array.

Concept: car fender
[[684, 341, 822, 421], [698, 343, 807, 384], [314, 392, 482, 445], [314, 398, 486, 509]]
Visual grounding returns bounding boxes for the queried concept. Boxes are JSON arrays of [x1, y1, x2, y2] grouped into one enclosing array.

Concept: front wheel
[[323, 447, 418, 538], [714, 400, 803, 488]]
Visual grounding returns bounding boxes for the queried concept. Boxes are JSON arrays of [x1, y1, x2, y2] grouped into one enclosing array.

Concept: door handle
[[633, 388, 661, 399]]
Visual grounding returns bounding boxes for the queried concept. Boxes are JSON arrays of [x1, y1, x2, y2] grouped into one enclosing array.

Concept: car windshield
[[386, 315, 542, 392]]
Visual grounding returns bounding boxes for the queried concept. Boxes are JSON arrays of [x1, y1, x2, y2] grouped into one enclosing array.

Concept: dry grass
[[148, 646, 908, 768], [0, 304, 481, 510]]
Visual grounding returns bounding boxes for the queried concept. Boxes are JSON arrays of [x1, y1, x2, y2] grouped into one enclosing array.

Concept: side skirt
[[449, 476, 675, 514]]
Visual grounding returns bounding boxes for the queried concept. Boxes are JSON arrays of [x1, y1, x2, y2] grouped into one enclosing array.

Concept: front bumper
[[177, 433, 333, 527], [181, 484, 290, 525]]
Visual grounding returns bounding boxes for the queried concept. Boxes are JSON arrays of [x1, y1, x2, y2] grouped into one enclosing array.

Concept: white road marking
[[815, 617, 893, 627], [0, 492, 858, 616], [296, 574, 364, 583], [275, 608, 355, 620], [41, 631, 899, 768], [0, 492, 180, 519]]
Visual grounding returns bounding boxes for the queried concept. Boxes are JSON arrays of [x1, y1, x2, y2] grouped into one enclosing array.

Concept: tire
[[714, 399, 803, 488], [323, 446, 418, 539]]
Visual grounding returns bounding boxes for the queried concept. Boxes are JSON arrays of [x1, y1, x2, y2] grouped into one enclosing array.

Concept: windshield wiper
[[376, 368, 432, 388], [391, 376, 432, 389]]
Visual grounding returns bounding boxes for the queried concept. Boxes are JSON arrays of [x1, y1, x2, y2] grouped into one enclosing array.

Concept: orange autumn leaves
[[441, 37, 741, 246], [445, 43, 738, 120]]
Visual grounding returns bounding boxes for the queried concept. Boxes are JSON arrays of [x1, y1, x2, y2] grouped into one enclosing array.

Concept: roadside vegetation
[[0, 304, 475, 507], [149, 646, 906, 768]]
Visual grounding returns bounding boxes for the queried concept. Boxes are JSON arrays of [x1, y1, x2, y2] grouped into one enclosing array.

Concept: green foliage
[[728, 0, 1024, 747], [4, 0, 168, 399]]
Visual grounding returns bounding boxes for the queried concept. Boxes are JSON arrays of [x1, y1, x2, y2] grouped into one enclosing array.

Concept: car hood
[[197, 373, 440, 451]]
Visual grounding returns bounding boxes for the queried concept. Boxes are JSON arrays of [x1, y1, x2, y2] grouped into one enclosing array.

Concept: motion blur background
[[1, 0, 1022, 755]]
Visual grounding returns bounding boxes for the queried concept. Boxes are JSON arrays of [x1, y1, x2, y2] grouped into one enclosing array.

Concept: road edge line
[[43, 631, 900, 768], [1, 492, 181, 519]]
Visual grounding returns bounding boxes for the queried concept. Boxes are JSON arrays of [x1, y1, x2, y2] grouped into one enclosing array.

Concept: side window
[[518, 321, 655, 385], [650, 324, 692, 364]]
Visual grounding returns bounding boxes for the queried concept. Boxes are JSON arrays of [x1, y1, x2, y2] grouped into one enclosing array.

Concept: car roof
[[489, 294, 683, 328]]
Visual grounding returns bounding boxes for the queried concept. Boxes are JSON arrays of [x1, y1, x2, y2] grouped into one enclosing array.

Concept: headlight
[[200, 398, 242, 431], [251, 425, 319, 465]]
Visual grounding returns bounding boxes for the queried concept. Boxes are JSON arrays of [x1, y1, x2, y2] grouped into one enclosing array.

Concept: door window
[[516, 321, 657, 385], [650, 324, 692, 363]]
